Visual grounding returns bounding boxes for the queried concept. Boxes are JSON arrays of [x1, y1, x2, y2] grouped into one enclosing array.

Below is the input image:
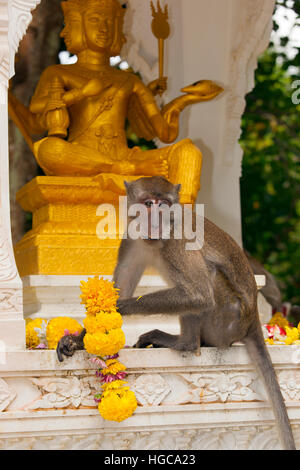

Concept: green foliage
[[240, 0, 300, 304]]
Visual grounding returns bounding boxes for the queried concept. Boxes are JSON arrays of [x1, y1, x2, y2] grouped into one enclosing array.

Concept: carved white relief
[[0, 425, 297, 450], [3, 366, 298, 413], [0, 231, 19, 282], [0, 377, 16, 411], [0, 0, 41, 87], [0, 0, 9, 87], [8, 0, 41, 77], [28, 376, 99, 409], [131, 374, 171, 406], [187, 371, 262, 403], [159, 371, 264, 405], [0, 289, 22, 313], [278, 371, 300, 401], [8, 367, 294, 411]]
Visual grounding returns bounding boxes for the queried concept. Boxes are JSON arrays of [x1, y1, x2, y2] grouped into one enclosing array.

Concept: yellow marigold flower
[[101, 380, 128, 391], [101, 359, 127, 376], [26, 318, 45, 348], [46, 317, 83, 350], [98, 388, 137, 422], [83, 328, 125, 357], [268, 312, 289, 329], [83, 311, 123, 334], [265, 338, 274, 345], [80, 277, 119, 313], [284, 327, 300, 345]]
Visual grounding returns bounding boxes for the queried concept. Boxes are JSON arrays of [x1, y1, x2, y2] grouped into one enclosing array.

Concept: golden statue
[[11, 0, 223, 276]]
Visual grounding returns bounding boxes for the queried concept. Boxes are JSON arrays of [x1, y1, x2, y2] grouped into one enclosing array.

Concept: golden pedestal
[[14, 176, 128, 276]]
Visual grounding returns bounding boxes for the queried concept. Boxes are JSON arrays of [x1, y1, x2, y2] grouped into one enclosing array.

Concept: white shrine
[[0, 0, 299, 450]]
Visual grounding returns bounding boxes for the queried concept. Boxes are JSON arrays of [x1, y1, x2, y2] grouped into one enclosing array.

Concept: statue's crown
[[62, 0, 126, 15]]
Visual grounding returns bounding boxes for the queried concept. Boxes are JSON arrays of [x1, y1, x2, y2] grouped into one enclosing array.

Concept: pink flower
[[265, 325, 286, 341], [64, 329, 79, 337], [90, 357, 107, 369], [100, 371, 127, 383], [104, 353, 119, 360]]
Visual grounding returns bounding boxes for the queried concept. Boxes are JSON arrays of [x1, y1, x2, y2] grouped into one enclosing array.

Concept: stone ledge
[[1, 346, 300, 449], [0, 403, 297, 437], [0, 345, 298, 372]]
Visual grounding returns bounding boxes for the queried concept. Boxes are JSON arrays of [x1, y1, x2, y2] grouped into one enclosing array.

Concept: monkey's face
[[124, 176, 181, 242]]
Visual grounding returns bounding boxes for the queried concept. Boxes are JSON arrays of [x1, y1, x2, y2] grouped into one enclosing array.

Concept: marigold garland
[[101, 359, 127, 376], [80, 276, 137, 422], [80, 277, 119, 314], [268, 312, 289, 329], [25, 277, 138, 421], [46, 317, 83, 350], [26, 318, 46, 349], [98, 386, 137, 422], [83, 310, 123, 333], [263, 312, 300, 346], [25, 316, 84, 350], [83, 329, 126, 356]]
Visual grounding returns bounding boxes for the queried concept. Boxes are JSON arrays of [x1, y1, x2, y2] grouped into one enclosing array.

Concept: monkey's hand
[[117, 298, 145, 316], [116, 299, 133, 316], [56, 329, 86, 363]]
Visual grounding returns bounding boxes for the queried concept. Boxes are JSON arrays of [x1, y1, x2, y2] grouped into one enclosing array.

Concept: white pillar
[[125, 0, 275, 245], [0, 0, 41, 350]]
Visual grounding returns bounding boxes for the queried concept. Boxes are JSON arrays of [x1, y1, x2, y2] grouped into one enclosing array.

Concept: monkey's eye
[[144, 200, 153, 208], [159, 200, 171, 207]]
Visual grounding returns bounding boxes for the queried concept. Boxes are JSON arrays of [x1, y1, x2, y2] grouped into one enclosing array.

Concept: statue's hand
[[180, 80, 224, 103], [44, 98, 66, 114], [62, 79, 110, 106], [148, 77, 168, 96], [161, 80, 223, 122], [82, 78, 107, 98], [162, 102, 181, 127]]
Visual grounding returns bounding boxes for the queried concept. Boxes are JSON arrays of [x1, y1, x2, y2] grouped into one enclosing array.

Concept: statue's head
[[61, 1, 85, 54], [61, 0, 126, 57]]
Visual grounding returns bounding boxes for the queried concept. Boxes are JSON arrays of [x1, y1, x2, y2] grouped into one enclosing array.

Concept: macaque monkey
[[245, 251, 283, 312], [57, 176, 295, 450]]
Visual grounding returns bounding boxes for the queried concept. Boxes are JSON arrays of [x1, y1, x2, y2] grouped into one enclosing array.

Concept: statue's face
[[83, 8, 115, 53], [61, 11, 85, 54]]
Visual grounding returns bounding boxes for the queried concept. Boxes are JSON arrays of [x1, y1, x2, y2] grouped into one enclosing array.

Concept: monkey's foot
[[134, 329, 179, 349]]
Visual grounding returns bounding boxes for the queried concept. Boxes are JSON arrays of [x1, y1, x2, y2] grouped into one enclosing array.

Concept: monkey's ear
[[175, 184, 181, 193], [124, 181, 131, 193]]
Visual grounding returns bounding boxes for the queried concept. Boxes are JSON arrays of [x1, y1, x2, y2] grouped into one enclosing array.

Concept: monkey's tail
[[243, 321, 296, 450]]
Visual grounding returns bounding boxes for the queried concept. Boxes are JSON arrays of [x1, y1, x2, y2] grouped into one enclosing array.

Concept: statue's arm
[[29, 67, 65, 115], [132, 77, 180, 143], [133, 77, 224, 143]]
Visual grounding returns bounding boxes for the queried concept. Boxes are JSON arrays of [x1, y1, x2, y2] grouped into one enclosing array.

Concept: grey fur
[[56, 176, 295, 450]]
